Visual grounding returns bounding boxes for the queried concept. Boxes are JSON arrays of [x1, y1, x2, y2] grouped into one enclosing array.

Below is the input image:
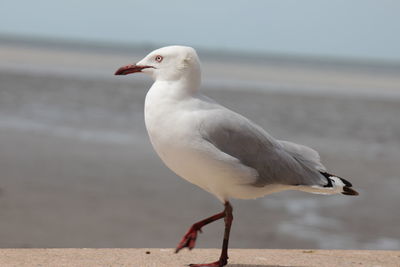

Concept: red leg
[[187, 202, 234, 267], [175, 209, 225, 253]]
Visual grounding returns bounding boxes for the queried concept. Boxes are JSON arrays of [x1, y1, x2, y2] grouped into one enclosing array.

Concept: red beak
[[114, 64, 153, 75]]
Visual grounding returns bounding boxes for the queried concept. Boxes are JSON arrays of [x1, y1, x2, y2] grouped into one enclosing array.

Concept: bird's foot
[[189, 258, 228, 267], [175, 224, 202, 253]]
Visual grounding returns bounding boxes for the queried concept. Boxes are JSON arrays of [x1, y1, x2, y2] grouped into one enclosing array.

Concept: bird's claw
[[188, 259, 227, 267], [175, 225, 201, 253]]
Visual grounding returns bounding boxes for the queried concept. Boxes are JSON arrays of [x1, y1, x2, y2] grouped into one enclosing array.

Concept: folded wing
[[200, 109, 328, 188]]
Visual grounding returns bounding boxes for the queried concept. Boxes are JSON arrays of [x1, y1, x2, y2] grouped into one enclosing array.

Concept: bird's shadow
[[228, 265, 298, 267]]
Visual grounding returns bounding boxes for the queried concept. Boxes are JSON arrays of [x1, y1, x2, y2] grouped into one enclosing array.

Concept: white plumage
[[115, 45, 358, 267]]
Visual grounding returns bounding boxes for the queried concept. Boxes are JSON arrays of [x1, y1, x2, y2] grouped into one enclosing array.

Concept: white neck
[[150, 80, 197, 101], [144, 76, 201, 138], [182, 64, 201, 91], [151, 66, 201, 100]]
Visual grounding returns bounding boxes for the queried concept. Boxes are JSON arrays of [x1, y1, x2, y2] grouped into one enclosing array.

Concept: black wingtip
[[342, 186, 359, 196], [320, 172, 353, 187], [320, 172, 333, 187], [338, 177, 353, 187], [320, 171, 358, 195]]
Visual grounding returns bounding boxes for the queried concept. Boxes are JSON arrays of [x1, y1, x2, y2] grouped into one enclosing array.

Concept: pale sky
[[1, 0, 399, 62]]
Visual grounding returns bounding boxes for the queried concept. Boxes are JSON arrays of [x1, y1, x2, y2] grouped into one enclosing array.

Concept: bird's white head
[[115, 46, 201, 87]]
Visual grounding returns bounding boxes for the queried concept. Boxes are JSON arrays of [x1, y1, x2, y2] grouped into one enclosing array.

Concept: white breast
[[143, 82, 273, 201], [144, 83, 209, 187]]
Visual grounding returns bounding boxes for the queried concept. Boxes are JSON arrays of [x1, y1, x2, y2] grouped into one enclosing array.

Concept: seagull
[[115, 46, 359, 267]]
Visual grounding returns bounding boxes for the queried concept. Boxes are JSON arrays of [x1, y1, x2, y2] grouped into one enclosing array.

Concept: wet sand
[[0, 43, 399, 250]]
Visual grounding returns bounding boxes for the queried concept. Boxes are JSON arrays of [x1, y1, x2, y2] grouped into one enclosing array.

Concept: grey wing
[[200, 109, 328, 187], [278, 140, 327, 172]]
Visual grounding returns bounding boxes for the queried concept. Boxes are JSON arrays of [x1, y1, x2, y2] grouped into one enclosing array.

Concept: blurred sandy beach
[[0, 39, 399, 250]]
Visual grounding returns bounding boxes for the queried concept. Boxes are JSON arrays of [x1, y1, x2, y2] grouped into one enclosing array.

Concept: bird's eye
[[155, 55, 163, 62]]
